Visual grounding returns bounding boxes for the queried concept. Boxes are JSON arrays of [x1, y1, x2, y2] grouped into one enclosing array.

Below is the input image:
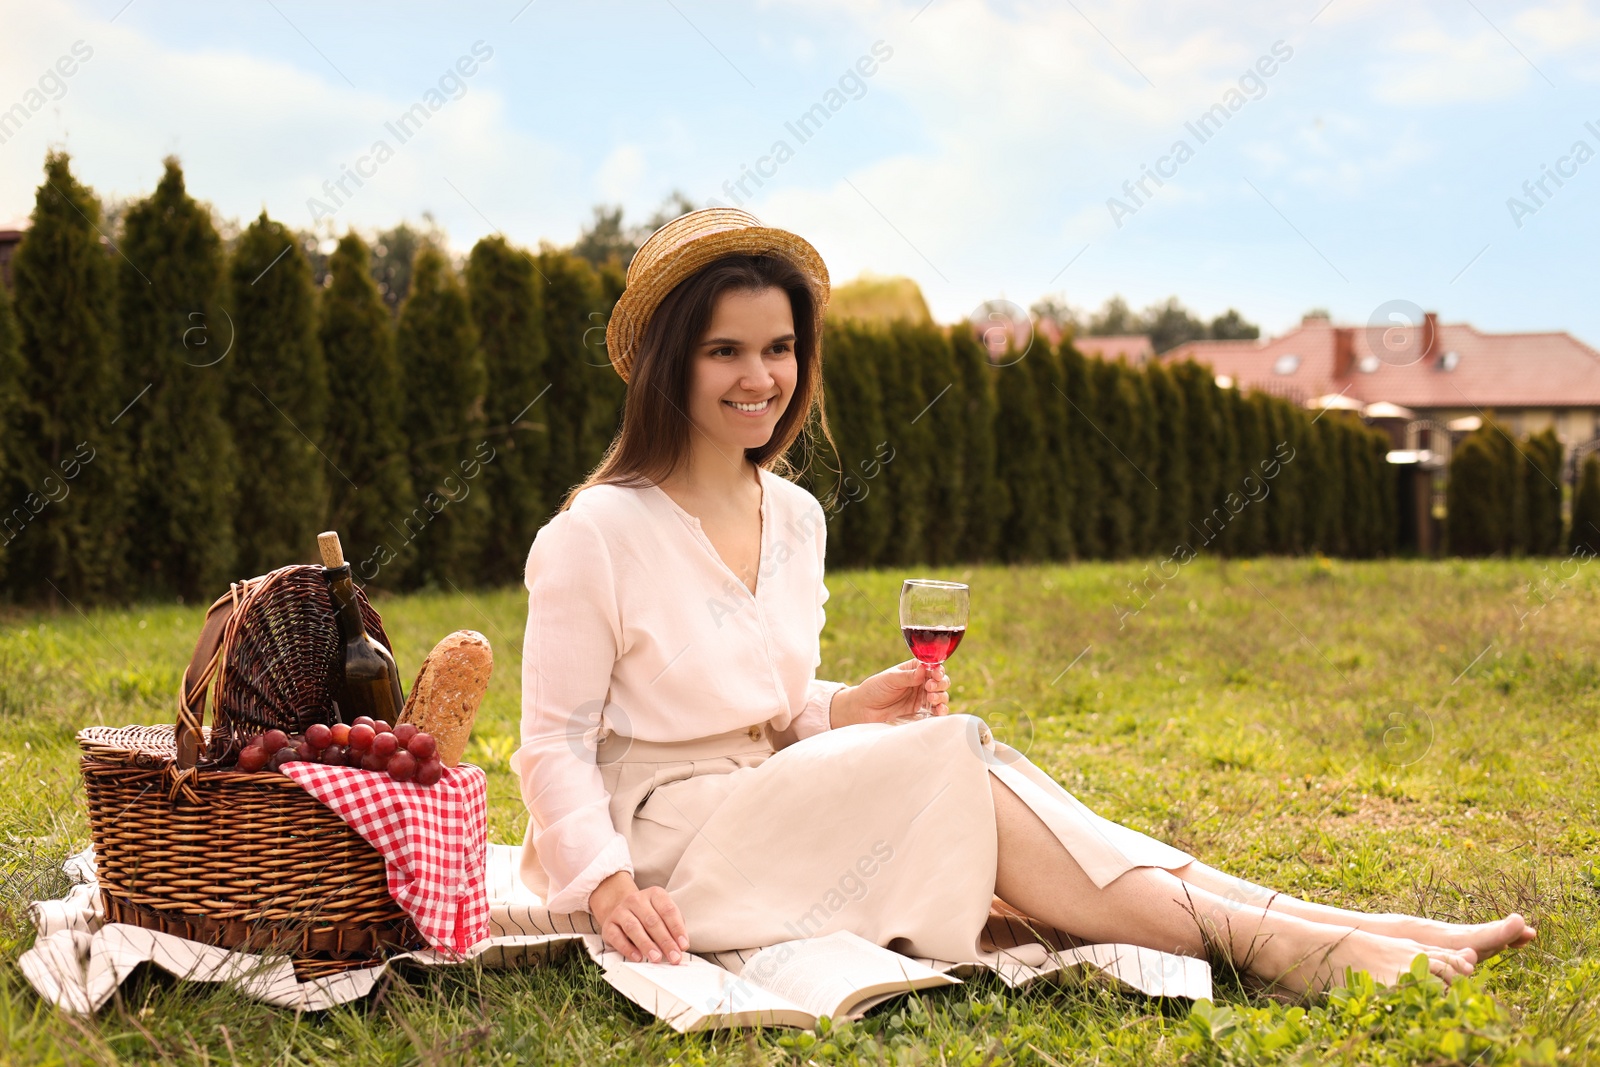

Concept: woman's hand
[[829, 659, 951, 728], [589, 871, 689, 964]]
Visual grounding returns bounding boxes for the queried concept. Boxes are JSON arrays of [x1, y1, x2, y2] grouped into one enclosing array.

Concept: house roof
[[1165, 315, 1600, 410], [1076, 334, 1154, 363]]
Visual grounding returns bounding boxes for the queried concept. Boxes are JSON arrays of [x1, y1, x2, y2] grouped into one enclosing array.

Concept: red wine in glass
[[898, 579, 970, 720], [902, 625, 965, 664]]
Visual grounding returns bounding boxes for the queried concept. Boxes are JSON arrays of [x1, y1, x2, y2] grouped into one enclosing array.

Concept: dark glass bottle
[[318, 531, 404, 725]]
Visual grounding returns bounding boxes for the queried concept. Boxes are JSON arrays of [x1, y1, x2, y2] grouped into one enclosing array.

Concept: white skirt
[[578, 713, 1195, 964]]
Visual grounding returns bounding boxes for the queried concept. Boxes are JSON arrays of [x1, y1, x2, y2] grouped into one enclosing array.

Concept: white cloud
[[0, 0, 577, 248], [597, 144, 647, 203]]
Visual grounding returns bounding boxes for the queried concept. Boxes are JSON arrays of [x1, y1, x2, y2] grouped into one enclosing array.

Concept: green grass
[[1, 556, 1597, 1064]]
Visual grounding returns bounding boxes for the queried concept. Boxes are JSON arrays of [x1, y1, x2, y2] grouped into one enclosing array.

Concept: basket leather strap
[[169, 580, 250, 802]]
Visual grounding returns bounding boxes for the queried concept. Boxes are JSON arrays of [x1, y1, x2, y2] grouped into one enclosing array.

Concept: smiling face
[[686, 285, 798, 457]]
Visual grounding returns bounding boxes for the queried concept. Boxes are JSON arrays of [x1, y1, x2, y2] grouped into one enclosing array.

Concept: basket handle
[[169, 579, 253, 801]]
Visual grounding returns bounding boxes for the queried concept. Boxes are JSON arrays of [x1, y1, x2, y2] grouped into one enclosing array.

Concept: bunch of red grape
[[235, 716, 444, 786]]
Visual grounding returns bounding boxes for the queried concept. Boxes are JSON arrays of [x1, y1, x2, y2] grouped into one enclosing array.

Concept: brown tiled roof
[[1165, 316, 1600, 409]]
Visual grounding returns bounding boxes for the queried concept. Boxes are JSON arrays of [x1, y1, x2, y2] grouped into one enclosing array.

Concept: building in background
[[0, 222, 26, 290], [1166, 311, 1600, 554]]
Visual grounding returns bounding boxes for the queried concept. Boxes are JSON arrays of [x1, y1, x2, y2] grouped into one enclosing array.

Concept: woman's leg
[[989, 777, 1478, 994], [1167, 858, 1534, 957]]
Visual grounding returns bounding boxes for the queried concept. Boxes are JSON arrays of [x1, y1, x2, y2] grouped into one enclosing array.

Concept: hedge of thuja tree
[[1446, 418, 1569, 557], [0, 149, 1412, 606], [796, 323, 1398, 570]]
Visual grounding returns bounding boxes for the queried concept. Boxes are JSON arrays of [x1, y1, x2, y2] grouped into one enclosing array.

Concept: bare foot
[[1253, 923, 1477, 996], [1360, 913, 1535, 958]]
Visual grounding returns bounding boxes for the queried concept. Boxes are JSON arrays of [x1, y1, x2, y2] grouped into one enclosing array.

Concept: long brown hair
[[561, 253, 838, 510]]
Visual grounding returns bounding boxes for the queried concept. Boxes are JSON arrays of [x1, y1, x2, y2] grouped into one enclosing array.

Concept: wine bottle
[[318, 531, 404, 726]]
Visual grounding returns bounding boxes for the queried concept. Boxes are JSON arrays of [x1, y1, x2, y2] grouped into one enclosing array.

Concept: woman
[[511, 208, 1534, 996]]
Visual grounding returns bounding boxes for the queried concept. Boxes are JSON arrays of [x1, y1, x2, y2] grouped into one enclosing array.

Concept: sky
[[2, 0, 1599, 343]]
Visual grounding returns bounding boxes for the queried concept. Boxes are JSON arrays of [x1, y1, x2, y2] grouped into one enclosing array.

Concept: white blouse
[[510, 466, 850, 912]]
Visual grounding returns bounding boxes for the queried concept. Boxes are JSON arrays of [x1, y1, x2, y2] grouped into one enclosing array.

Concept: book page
[[992, 942, 1213, 1001], [740, 930, 959, 1020], [600, 951, 817, 1031]]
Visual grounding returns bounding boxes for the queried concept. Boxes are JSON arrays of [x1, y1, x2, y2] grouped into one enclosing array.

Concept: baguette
[[399, 630, 493, 767]]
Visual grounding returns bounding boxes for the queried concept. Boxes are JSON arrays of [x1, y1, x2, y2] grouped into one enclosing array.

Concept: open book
[[599, 929, 959, 1032]]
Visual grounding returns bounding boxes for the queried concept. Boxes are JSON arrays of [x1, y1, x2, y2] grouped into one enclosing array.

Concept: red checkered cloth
[[281, 762, 489, 954]]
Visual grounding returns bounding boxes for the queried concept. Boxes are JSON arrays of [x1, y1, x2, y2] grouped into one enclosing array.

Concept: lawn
[[1, 555, 1595, 1065]]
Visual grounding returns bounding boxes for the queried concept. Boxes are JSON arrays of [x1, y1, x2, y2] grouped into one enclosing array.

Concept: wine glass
[[898, 579, 970, 720]]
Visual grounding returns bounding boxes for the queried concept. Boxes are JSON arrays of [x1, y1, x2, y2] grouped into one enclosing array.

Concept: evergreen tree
[[397, 245, 489, 587], [813, 320, 891, 569], [1144, 359, 1189, 556], [1447, 432, 1505, 556], [118, 157, 239, 599], [950, 326, 1002, 561], [585, 259, 629, 466], [227, 211, 329, 574], [320, 232, 415, 586], [1090, 359, 1147, 558], [8, 151, 133, 603], [1569, 453, 1600, 556], [1523, 428, 1564, 555], [1370, 427, 1397, 556], [1124, 363, 1160, 555], [468, 235, 550, 583], [1227, 390, 1267, 555], [1027, 338, 1075, 560], [0, 281, 22, 585], [535, 248, 608, 505], [993, 339, 1050, 562], [1168, 360, 1218, 553], [900, 321, 966, 565], [873, 321, 933, 566], [1061, 343, 1101, 558], [1312, 417, 1347, 555]]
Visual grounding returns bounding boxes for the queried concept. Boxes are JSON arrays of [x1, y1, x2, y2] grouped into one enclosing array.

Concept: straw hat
[[603, 207, 830, 384]]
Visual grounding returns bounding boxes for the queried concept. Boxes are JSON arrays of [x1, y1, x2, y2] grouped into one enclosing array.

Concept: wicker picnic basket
[[76, 563, 423, 978]]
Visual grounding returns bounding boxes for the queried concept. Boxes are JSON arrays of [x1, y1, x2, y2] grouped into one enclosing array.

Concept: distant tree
[[1569, 453, 1600, 556], [227, 210, 330, 575], [397, 245, 489, 588], [467, 234, 551, 583], [369, 216, 446, 315], [7, 150, 132, 604], [119, 156, 239, 599], [320, 232, 415, 587], [1142, 296, 1208, 354], [1086, 296, 1142, 337], [1302, 308, 1331, 321], [572, 190, 699, 272], [1029, 294, 1081, 337], [571, 205, 629, 273], [1209, 308, 1260, 341], [1522, 428, 1564, 555]]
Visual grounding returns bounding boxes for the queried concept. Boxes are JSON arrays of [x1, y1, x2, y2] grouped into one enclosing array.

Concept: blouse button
[[747, 725, 763, 741]]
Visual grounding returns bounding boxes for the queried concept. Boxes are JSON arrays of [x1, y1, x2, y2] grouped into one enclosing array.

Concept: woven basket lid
[[603, 207, 831, 384]]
